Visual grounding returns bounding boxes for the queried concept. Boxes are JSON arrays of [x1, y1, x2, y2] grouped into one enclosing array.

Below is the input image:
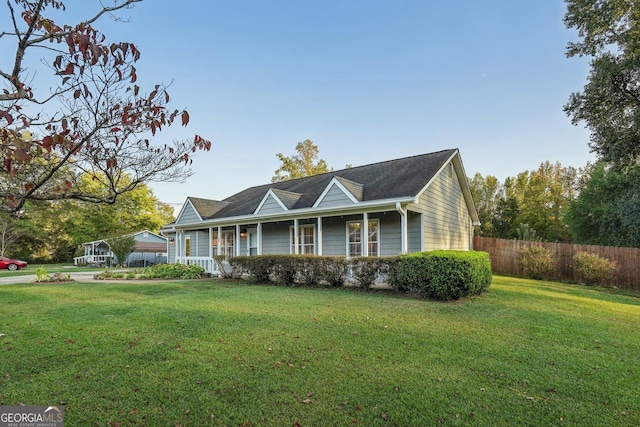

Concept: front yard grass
[[1, 276, 639, 426]]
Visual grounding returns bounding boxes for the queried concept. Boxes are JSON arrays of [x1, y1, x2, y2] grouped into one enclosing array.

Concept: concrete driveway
[[0, 271, 99, 285]]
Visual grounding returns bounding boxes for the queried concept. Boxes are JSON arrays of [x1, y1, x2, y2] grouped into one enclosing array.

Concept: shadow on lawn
[[497, 276, 640, 307]]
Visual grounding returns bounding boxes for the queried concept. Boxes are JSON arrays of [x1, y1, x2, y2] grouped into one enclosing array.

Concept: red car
[[0, 256, 28, 271]]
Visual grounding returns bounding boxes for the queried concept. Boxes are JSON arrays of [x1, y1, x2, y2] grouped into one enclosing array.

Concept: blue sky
[[61, 1, 593, 205]]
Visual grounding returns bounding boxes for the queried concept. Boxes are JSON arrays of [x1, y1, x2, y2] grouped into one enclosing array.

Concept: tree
[[468, 173, 501, 237], [0, 0, 210, 212], [272, 140, 329, 182], [494, 193, 520, 239], [9, 176, 174, 262], [564, 0, 640, 167], [515, 223, 539, 241], [565, 162, 640, 247], [564, 1, 640, 247], [0, 212, 22, 256], [61, 175, 175, 245], [512, 162, 578, 242], [107, 234, 136, 267], [471, 163, 580, 242]]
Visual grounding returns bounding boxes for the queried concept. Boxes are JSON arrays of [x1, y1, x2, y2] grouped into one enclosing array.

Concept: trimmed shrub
[[573, 252, 618, 286], [297, 256, 325, 287], [218, 252, 491, 300], [391, 251, 492, 300], [138, 263, 205, 279], [214, 255, 242, 279], [96, 263, 205, 280], [270, 255, 298, 285], [390, 253, 431, 293], [350, 257, 381, 290], [519, 244, 555, 280], [321, 257, 349, 287], [230, 256, 273, 283]]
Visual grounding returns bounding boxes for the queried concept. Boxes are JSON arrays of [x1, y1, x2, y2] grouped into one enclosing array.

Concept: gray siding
[[195, 230, 210, 257], [167, 232, 176, 262], [257, 194, 286, 215], [321, 216, 348, 255], [407, 211, 422, 253], [167, 230, 212, 260], [320, 213, 402, 256], [262, 222, 291, 254], [316, 184, 355, 208], [377, 213, 402, 256], [134, 231, 166, 244], [176, 203, 201, 225], [411, 164, 473, 250], [182, 231, 197, 256]]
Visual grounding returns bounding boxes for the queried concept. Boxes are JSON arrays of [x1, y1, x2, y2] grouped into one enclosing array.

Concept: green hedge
[[229, 251, 491, 300], [95, 263, 205, 280], [393, 251, 492, 300], [231, 255, 350, 287]]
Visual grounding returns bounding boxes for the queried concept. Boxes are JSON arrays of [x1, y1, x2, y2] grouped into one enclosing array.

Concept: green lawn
[[1, 276, 639, 426]]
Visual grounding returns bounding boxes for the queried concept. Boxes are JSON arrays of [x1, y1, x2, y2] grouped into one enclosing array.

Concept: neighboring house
[[74, 230, 168, 267], [161, 149, 480, 275]]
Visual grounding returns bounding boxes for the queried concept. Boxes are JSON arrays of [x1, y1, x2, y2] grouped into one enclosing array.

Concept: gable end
[[313, 177, 361, 208], [254, 189, 290, 215], [175, 199, 203, 224]]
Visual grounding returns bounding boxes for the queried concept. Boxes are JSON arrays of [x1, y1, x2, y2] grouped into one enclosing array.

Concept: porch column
[[293, 218, 299, 254], [396, 203, 408, 255], [257, 223, 263, 255], [246, 228, 250, 256], [317, 217, 323, 256], [217, 226, 222, 257], [362, 212, 369, 257], [235, 225, 241, 257], [177, 231, 182, 260], [208, 227, 213, 258]]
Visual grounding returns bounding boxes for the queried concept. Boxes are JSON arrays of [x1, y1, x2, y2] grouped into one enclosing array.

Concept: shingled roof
[[190, 149, 459, 220], [188, 197, 230, 219]]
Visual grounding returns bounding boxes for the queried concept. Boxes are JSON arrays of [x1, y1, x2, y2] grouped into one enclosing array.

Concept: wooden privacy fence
[[473, 236, 640, 290]]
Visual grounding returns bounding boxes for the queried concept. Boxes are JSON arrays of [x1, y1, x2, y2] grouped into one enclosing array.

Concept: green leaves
[[564, 0, 640, 167], [272, 140, 330, 182], [107, 235, 137, 267]]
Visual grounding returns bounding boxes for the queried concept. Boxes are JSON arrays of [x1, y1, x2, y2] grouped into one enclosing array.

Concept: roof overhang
[[169, 196, 416, 230]]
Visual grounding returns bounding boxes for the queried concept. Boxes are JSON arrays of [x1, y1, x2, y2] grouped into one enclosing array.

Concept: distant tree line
[[469, 160, 639, 248], [0, 177, 174, 263]]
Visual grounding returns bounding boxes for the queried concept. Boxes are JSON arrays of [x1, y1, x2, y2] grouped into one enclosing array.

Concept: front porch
[[73, 254, 113, 266], [175, 256, 219, 275], [167, 209, 420, 276]]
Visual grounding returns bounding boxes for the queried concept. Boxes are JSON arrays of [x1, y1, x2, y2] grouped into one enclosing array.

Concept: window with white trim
[[347, 219, 379, 257], [222, 230, 235, 259], [290, 225, 315, 254], [212, 230, 219, 256]]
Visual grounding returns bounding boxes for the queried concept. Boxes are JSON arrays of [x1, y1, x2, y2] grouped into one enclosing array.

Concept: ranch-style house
[[161, 148, 480, 275]]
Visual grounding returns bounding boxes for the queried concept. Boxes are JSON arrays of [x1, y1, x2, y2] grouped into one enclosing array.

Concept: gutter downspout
[[396, 202, 408, 255]]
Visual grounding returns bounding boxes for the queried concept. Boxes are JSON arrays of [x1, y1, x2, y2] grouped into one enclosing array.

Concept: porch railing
[[73, 255, 112, 266], [175, 256, 219, 275]]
